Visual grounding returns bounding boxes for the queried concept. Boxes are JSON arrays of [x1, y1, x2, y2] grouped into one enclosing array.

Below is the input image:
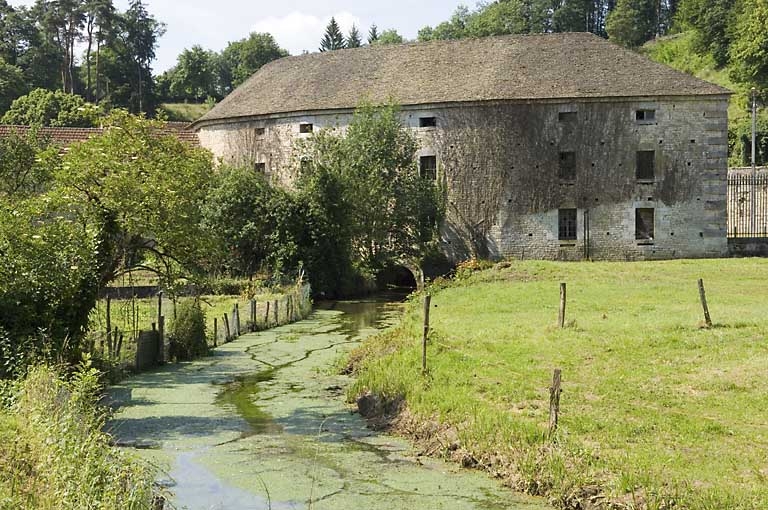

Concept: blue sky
[[8, 0, 470, 72]]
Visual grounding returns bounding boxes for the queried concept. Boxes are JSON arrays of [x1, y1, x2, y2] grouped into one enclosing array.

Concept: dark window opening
[[254, 162, 266, 172], [419, 117, 436, 128], [558, 209, 577, 241], [299, 123, 313, 134], [636, 109, 656, 121], [420, 155, 437, 179], [300, 158, 313, 172], [636, 150, 655, 181], [559, 151, 576, 181], [558, 111, 577, 122], [254, 127, 266, 136], [635, 208, 655, 240]]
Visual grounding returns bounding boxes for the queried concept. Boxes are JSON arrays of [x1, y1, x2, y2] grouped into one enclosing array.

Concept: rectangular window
[[299, 123, 313, 134], [558, 209, 577, 241], [636, 150, 655, 181], [254, 162, 266, 172], [559, 151, 576, 181], [558, 111, 577, 122], [419, 117, 436, 128], [420, 155, 437, 180], [300, 158, 312, 172], [636, 109, 656, 122], [635, 208, 655, 240], [254, 127, 266, 137]]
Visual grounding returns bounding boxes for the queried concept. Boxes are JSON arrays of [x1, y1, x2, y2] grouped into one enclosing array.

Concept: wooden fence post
[[265, 301, 270, 327], [213, 317, 218, 347], [698, 278, 713, 328], [157, 316, 165, 364], [558, 283, 567, 328], [223, 314, 231, 342], [250, 299, 256, 332], [422, 294, 431, 373], [234, 304, 241, 337], [549, 369, 562, 438], [105, 296, 111, 355], [274, 299, 279, 325]]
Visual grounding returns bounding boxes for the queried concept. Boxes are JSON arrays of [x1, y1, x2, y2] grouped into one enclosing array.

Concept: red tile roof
[[0, 123, 200, 147]]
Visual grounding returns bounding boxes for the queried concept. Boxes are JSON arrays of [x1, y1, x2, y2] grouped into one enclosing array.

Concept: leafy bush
[[1, 88, 102, 127], [0, 361, 154, 508], [168, 300, 208, 361]]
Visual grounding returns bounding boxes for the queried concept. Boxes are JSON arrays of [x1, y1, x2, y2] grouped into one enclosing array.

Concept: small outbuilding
[[193, 32, 731, 262]]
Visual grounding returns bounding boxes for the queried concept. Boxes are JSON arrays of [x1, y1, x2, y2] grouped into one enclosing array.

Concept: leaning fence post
[[213, 317, 218, 347], [223, 314, 231, 342], [698, 278, 713, 328], [549, 368, 562, 438], [558, 283, 567, 328], [265, 301, 270, 327], [422, 294, 432, 373]]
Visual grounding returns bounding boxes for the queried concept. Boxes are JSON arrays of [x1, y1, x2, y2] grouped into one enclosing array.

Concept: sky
[[8, 0, 470, 73]]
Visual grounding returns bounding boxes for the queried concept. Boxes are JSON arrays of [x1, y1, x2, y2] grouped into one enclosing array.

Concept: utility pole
[[750, 87, 758, 236]]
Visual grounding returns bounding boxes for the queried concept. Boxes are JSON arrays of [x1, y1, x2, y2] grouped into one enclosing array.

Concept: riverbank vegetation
[[0, 360, 154, 509], [348, 258, 768, 509]]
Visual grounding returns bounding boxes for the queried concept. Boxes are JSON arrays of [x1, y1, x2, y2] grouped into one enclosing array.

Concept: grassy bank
[[0, 362, 154, 508], [348, 259, 768, 509]]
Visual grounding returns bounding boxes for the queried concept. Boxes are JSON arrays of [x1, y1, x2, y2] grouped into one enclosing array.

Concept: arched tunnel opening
[[376, 265, 418, 292]]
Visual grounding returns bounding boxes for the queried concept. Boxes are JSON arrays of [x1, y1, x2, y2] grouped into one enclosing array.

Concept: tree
[[219, 32, 287, 94], [55, 110, 216, 288], [1, 88, 101, 126], [32, 0, 86, 94], [164, 45, 220, 101], [202, 165, 299, 276], [319, 17, 345, 52], [0, 126, 58, 199], [729, 0, 768, 89], [82, 0, 115, 102], [298, 102, 442, 276], [374, 29, 405, 45], [367, 23, 379, 44], [346, 24, 362, 48], [606, 0, 657, 47], [0, 57, 27, 113]]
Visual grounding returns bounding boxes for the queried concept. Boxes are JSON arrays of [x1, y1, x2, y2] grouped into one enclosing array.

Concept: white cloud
[[251, 11, 362, 55]]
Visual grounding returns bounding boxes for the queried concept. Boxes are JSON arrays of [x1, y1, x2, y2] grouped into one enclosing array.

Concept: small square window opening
[[299, 123, 313, 134], [636, 150, 655, 181], [558, 209, 577, 241], [419, 117, 437, 128], [559, 151, 576, 181], [558, 111, 577, 122], [254, 127, 266, 136], [635, 208, 655, 240], [636, 109, 656, 122], [300, 158, 313, 172], [254, 162, 266, 172], [420, 155, 437, 180]]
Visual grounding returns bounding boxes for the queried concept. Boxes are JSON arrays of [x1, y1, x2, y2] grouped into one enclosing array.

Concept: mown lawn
[[350, 258, 768, 509]]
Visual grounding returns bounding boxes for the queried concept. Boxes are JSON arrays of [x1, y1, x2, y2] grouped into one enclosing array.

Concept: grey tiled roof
[[197, 32, 730, 125]]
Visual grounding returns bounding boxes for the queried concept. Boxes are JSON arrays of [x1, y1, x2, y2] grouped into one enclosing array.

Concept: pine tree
[[367, 23, 379, 44], [346, 24, 362, 48], [319, 17, 345, 52]]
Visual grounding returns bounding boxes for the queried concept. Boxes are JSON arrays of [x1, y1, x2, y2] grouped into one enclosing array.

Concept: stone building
[[193, 32, 731, 262]]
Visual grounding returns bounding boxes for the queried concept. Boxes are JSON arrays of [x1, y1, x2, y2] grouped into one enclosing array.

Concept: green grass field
[[158, 102, 212, 122], [349, 258, 768, 509]]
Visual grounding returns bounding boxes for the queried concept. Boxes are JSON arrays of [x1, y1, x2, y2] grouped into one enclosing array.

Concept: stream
[[108, 296, 550, 510]]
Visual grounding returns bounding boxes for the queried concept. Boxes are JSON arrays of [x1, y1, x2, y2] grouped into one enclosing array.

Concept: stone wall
[[197, 95, 729, 262]]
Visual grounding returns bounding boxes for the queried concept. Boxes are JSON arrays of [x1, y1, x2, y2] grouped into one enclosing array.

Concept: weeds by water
[[348, 259, 768, 509], [0, 359, 154, 509]]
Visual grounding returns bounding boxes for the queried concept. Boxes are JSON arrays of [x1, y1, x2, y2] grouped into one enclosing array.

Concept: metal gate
[[727, 173, 768, 238]]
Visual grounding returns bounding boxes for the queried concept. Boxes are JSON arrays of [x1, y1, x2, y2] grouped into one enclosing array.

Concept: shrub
[[0, 361, 154, 508], [168, 300, 208, 361]]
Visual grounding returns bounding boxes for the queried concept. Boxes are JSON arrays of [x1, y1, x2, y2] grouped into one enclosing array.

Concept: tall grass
[[349, 259, 768, 509], [0, 360, 154, 509]]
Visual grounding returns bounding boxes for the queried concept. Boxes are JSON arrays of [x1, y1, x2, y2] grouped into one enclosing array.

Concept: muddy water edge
[[108, 294, 550, 510]]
